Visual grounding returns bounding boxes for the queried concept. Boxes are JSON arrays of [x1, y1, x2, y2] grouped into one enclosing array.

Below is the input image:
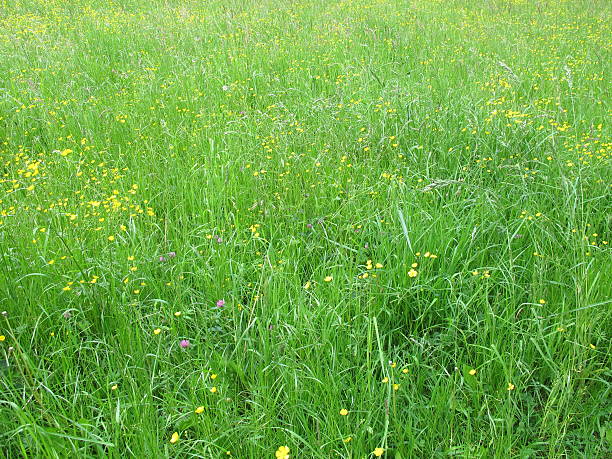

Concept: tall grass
[[0, 0, 610, 457]]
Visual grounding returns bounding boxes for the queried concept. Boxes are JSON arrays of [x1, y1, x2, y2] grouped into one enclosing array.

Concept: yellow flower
[[153, 328, 161, 335], [375, 263, 383, 268], [339, 408, 349, 416], [174, 311, 182, 317], [469, 369, 477, 376], [408, 268, 418, 278], [382, 377, 389, 383], [195, 406, 204, 414], [304, 281, 311, 289], [0, 335, 5, 342], [507, 382, 515, 391], [60, 148, 73, 156], [343, 437, 352, 443], [111, 384, 118, 391], [324, 276, 333, 282], [107, 235, 115, 242], [170, 432, 179, 444], [402, 368, 408, 374], [393, 384, 400, 391], [373, 447, 385, 457], [210, 386, 217, 393], [539, 299, 546, 304], [275, 445, 290, 459]]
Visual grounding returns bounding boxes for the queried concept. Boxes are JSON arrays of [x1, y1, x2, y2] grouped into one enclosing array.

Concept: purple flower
[[179, 339, 190, 348], [216, 237, 223, 243], [167, 251, 176, 258], [216, 299, 225, 308], [159, 256, 166, 262], [306, 223, 313, 229]]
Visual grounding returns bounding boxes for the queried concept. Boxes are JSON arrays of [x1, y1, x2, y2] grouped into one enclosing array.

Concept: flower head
[[275, 445, 290, 459], [170, 432, 179, 444], [339, 408, 348, 416], [180, 339, 190, 348], [373, 447, 385, 457], [216, 299, 225, 307]]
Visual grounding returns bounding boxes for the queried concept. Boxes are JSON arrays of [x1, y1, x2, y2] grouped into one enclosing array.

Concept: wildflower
[[111, 384, 118, 390], [210, 386, 217, 393], [389, 361, 397, 368], [275, 446, 290, 459], [375, 263, 383, 268], [373, 447, 385, 457], [339, 408, 349, 416], [168, 251, 176, 258], [170, 432, 179, 444], [304, 281, 311, 290], [216, 299, 225, 307], [469, 369, 477, 376], [63, 311, 72, 319], [507, 382, 515, 391], [159, 256, 166, 262], [180, 339, 190, 348], [107, 235, 115, 241], [195, 406, 204, 414], [0, 335, 5, 342], [402, 368, 408, 374], [153, 328, 161, 335], [174, 311, 182, 317], [343, 437, 352, 443], [211, 373, 218, 380], [382, 377, 389, 383], [393, 384, 400, 391], [324, 276, 333, 282], [408, 268, 418, 278], [539, 299, 546, 304]]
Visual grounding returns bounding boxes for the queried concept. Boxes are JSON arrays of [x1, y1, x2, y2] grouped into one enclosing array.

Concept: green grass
[[0, 0, 610, 457]]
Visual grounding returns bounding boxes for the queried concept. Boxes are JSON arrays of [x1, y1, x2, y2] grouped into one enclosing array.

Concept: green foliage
[[0, 0, 610, 457]]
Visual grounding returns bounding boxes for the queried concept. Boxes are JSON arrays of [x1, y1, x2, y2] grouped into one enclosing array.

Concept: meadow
[[0, 0, 610, 457]]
